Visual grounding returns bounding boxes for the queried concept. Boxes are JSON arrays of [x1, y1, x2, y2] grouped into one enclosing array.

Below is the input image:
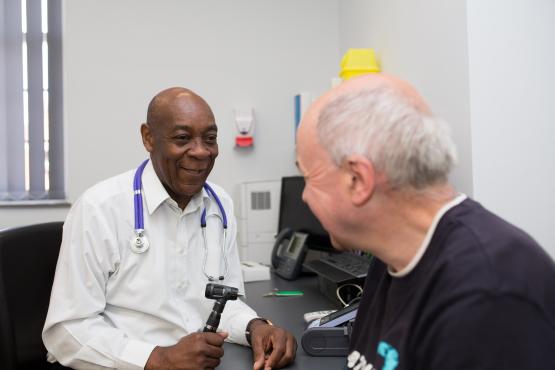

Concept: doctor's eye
[[174, 134, 192, 144], [205, 134, 218, 145]]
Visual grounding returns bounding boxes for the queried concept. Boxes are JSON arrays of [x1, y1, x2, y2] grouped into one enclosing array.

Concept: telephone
[[301, 302, 359, 356], [271, 228, 309, 280]]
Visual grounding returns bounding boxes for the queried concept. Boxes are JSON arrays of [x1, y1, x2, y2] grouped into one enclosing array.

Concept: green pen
[[263, 290, 304, 297]]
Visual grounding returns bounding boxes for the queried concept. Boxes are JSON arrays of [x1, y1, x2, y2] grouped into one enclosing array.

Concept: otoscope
[[203, 283, 241, 332]]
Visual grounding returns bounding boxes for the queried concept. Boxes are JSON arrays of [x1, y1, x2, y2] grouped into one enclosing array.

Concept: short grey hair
[[317, 86, 457, 189]]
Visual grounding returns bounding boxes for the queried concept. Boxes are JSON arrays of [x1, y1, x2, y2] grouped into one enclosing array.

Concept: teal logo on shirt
[[345, 341, 399, 370], [378, 341, 399, 370]]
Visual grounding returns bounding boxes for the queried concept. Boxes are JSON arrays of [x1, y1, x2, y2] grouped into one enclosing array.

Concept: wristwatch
[[245, 318, 273, 345]]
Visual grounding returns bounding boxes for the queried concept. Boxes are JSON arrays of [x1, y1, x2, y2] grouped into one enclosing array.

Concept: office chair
[[0, 222, 64, 370]]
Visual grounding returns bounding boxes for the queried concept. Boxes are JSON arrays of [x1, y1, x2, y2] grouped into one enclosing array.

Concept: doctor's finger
[[263, 338, 287, 369], [204, 331, 228, 346], [271, 335, 297, 368], [253, 354, 266, 370], [199, 356, 221, 369], [202, 343, 225, 359], [251, 341, 268, 370]]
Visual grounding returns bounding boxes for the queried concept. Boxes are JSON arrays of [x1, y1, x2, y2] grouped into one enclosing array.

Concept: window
[[0, 0, 64, 202]]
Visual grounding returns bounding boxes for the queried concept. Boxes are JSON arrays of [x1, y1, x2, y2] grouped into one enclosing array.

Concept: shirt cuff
[[227, 313, 258, 346], [118, 339, 157, 370]]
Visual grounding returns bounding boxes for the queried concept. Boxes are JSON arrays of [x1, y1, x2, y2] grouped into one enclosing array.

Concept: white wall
[[3, 1, 553, 260], [337, 0, 474, 196], [0, 0, 340, 228], [337, 0, 554, 257], [467, 0, 555, 255]]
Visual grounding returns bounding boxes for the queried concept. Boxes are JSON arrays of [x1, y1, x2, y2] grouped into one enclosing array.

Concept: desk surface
[[219, 273, 347, 369]]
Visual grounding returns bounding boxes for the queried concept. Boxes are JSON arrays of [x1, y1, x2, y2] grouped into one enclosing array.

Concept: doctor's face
[[141, 89, 218, 208]]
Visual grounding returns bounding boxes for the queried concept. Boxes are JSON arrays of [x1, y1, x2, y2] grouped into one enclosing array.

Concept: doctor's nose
[[188, 139, 213, 158]]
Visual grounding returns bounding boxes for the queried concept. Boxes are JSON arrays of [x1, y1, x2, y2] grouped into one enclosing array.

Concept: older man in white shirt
[[43, 87, 296, 370]]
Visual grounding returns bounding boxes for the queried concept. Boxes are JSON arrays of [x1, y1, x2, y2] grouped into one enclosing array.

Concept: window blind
[[0, 0, 64, 201]]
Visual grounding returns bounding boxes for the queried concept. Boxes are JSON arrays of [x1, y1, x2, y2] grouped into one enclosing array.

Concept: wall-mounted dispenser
[[234, 108, 255, 147]]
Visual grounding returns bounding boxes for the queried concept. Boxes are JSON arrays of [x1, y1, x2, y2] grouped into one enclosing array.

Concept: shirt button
[[178, 248, 185, 255]]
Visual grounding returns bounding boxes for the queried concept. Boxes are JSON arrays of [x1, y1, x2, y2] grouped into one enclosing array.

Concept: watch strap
[[245, 318, 273, 345]]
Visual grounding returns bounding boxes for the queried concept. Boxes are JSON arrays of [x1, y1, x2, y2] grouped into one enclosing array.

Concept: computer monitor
[[277, 176, 335, 252]]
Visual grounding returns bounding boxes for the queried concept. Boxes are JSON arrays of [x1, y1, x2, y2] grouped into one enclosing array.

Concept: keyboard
[[318, 253, 372, 278]]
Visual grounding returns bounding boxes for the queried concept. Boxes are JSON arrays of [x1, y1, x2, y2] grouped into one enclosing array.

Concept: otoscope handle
[[203, 298, 227, 332]]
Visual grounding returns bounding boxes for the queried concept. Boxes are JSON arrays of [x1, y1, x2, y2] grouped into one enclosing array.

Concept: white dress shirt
[[42, 161, 258, 370]]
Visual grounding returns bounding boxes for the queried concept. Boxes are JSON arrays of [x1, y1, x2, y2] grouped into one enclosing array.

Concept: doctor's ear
[[343, 155, 375, 206], [141, 123, 154, 153]]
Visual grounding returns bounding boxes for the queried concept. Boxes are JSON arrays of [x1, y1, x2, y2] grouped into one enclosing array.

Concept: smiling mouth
[[182, 168, 206, 175]]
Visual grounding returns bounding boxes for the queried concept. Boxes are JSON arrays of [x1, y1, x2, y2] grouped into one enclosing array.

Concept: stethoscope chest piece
[[130, 230, 150, 254]]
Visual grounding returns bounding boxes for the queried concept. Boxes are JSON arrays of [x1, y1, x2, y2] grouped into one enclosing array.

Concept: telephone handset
[[271, 228, 309, 280]]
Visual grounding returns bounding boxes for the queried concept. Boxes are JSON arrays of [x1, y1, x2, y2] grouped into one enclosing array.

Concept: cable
[[346, 296, 362, 306], [336, 283, 363, 307]]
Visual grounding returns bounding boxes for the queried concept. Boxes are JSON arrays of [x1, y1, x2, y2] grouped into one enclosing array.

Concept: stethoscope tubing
[[133, 159, 149, 231], [132, 159, 229, 281], [201, 184, 227, 229]]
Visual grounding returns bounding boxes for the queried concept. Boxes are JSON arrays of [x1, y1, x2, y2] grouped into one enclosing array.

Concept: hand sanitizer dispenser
[[234, 108, 255, 147]]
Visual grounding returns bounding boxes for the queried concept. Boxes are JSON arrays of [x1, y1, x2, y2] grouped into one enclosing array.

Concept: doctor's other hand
[[145, 331, 228, 370], [250, 320, 297, 370]]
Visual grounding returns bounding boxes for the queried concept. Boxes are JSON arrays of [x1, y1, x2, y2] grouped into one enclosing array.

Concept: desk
[[219, 273, 347, 369]]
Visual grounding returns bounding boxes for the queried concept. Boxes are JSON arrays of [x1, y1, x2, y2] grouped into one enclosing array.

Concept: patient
[[296, 73, 555, 369]]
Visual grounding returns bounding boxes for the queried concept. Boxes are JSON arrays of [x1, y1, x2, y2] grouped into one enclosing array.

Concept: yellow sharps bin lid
[[340, 48, 380, 80]]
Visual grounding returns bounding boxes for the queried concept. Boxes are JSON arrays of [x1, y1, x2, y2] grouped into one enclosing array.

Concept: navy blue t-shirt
[[347, 198, 555, 370]]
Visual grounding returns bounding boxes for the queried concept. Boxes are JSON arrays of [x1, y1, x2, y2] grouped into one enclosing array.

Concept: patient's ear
[[344, 154, 375, 206]]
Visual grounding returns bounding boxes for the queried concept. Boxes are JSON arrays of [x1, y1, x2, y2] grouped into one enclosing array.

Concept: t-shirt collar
[[389, 193, 467, 277]]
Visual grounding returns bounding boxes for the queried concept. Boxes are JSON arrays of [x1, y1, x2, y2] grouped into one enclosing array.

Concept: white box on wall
[[235, 180, 281, 265]]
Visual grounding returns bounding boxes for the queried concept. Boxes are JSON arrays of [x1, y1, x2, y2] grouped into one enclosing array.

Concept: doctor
[[43, 87, 296, 370]]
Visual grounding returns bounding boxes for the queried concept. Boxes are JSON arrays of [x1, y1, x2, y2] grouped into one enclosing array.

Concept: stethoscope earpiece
[[132, 159, 229, 281]]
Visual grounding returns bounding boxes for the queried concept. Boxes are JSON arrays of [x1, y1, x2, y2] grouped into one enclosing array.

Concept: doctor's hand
[[145, 331, 228, 370], [249, 320, 297, 370]]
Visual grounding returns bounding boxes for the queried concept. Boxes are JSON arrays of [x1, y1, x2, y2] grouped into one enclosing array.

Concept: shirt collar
[[141, 160, 216, 216], [389, 193, 467, 277]]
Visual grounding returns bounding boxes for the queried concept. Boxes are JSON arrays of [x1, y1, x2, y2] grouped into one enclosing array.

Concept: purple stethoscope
[[130, 159, 229, 281]]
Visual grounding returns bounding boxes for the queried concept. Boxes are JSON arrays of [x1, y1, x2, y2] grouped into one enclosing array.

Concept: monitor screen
[[277, 176, 335, 252]]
